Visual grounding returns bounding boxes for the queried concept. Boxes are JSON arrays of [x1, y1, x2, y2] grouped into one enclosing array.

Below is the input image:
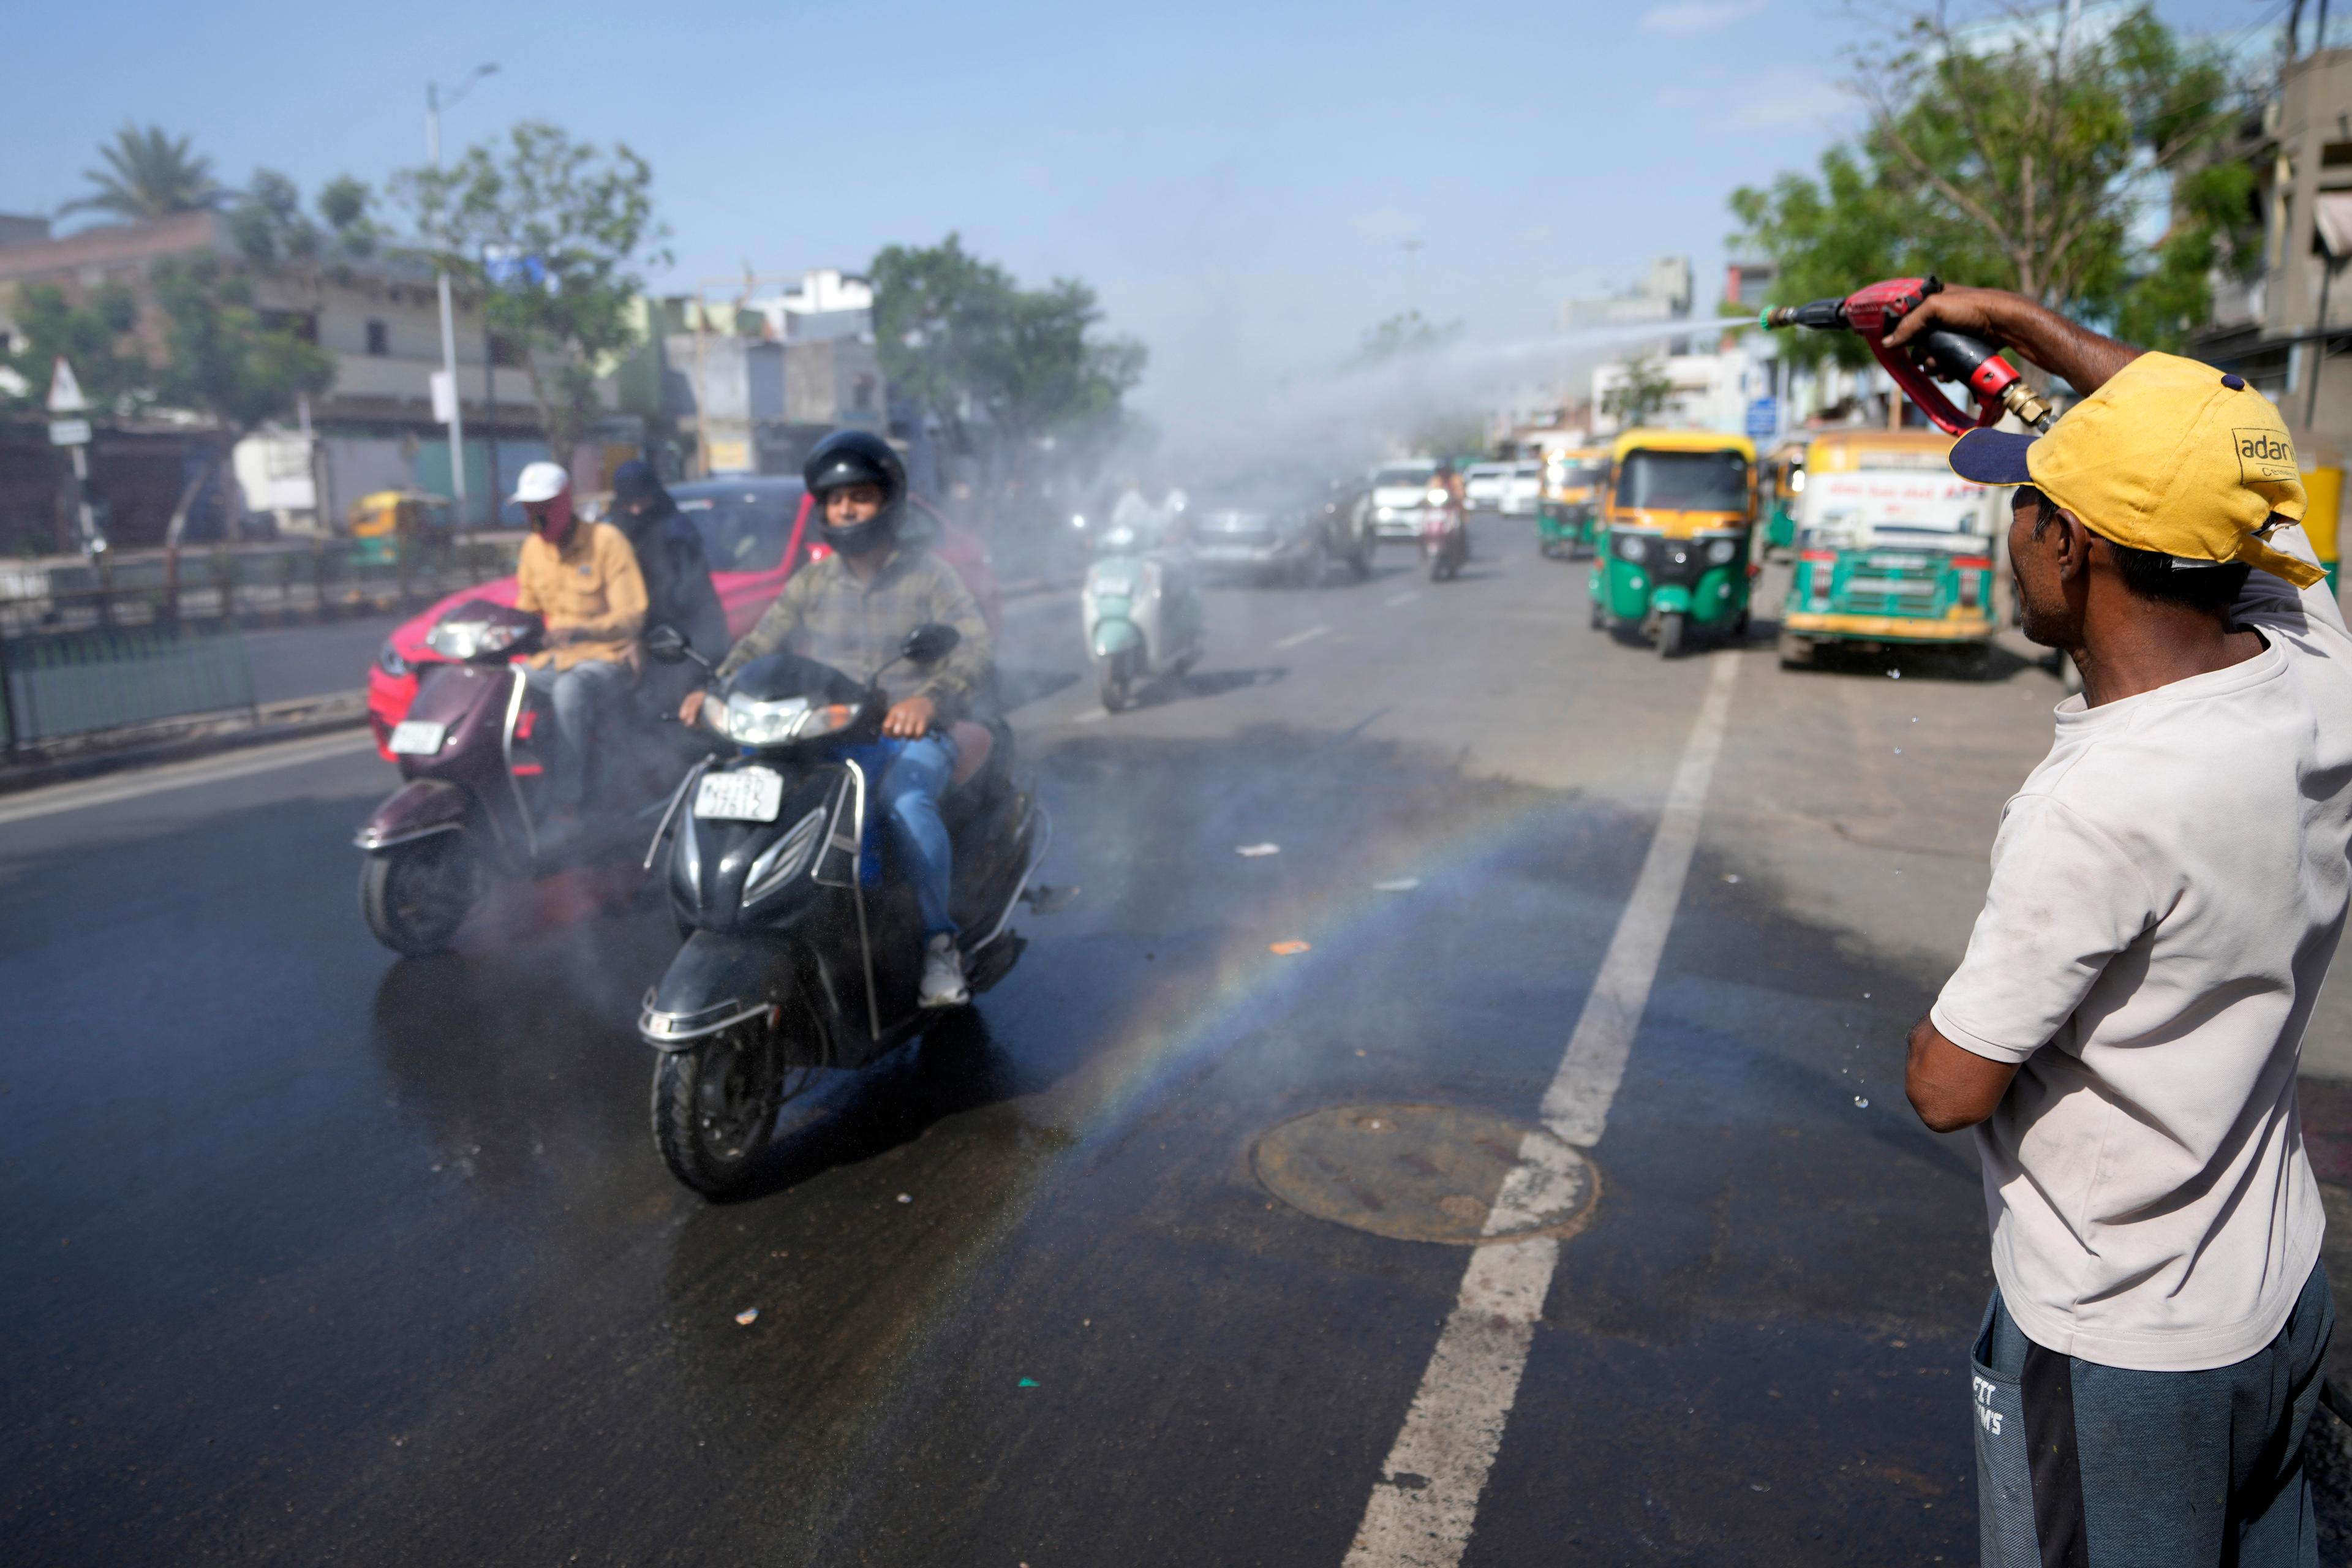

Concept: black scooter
[[637, 623, 1049, 1197]]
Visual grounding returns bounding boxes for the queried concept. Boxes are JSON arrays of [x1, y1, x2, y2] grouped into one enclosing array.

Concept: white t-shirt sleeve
[[1930, 794, 2158, 1064]]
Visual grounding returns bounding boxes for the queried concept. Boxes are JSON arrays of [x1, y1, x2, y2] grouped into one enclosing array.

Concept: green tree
[[0, 282, 148, 414], [228, 169, 382, 268], [871, 233, 1147, 478], [1601, 355, 1676, 428], [60, 125, 224, 222], [394, 122, 669, 462], [1730, 4, 2256, 357], [148, 256, 336, 548]]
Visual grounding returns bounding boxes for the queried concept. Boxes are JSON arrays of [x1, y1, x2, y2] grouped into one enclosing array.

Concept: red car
[[368, 478, 1001, 758]]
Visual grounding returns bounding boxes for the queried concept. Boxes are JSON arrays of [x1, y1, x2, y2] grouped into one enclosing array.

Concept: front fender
[[639, 930, 799, 1050], [1091, 616, 1143, 659], [355, 777, 470, 850], [1650, 584, 1695, 614]]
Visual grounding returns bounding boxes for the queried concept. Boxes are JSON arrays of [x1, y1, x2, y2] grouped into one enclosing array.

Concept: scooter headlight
[[722, 693, 858, 747], [1706, 539, 1737, 564], [424, 619, 523, 662]]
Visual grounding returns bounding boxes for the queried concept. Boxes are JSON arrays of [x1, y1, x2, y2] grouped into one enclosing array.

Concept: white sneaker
[[919, 933, 969, 1008]]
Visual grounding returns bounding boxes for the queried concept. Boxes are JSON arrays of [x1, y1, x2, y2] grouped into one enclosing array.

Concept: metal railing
[[0, 536, 518, 755], [0, 622, 256, 750]]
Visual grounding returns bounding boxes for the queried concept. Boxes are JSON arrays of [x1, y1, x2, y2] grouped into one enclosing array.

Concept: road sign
[[1745, 398, 1779, 439], [47, 358, 86, 415], [430, 369, 456, 426], [48, 419, 91, 447]]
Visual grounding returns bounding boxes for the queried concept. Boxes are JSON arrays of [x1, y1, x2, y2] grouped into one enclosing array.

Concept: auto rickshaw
[[349, 490, 453, 565], [1586, 429, 1757, 657], [1777, 429, 1999, 674], [1762, 439, 1807, 557], [1536, 445, 1610, 558]]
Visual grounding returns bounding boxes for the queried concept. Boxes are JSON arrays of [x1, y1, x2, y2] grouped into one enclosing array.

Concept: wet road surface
[[5, 519, 2346, 1563]]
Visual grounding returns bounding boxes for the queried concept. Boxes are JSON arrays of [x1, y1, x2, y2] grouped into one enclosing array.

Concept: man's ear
[[2050, 508, 2094, 581]]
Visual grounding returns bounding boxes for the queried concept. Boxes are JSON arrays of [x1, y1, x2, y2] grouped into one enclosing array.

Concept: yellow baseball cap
[[1948, 350, 2322, 587]]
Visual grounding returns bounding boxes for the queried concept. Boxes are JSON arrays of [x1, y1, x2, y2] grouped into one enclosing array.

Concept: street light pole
[[426, 64, 496, 527]]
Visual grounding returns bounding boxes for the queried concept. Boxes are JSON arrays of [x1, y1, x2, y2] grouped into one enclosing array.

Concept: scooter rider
[[610, 459, 729, 711], [679, 431, 993, 1007], [510, 461, 648, 843]]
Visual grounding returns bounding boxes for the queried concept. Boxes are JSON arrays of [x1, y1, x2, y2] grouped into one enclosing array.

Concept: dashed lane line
[[1341, 652, 1743, 1568], [0, 728, 383, 829], [1385, 591, 1422, 607], [1273, 624, 1331, 651]]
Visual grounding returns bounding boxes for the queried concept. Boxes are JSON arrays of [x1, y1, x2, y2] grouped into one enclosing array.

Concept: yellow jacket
[[515, 521, 648, 670]]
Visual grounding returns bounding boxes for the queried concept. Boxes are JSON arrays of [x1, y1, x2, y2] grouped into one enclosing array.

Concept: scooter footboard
[[640, 931, 801, 1051]]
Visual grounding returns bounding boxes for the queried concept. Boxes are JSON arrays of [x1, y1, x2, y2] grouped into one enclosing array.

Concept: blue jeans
[[878, 733, 958, 940], [524, 660, 628, 810], [1970, 1265, 2331, 1567]]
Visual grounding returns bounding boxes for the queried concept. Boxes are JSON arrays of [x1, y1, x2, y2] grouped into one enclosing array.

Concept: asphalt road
[[5, 518, 2350, 1564]]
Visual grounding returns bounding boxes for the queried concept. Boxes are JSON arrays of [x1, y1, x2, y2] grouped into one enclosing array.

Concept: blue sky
[[1, 0, 2281, 431]]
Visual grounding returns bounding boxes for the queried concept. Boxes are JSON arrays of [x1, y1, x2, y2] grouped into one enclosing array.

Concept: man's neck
[[841, 547, 891, 585], [2071, 608, 2264, 706]]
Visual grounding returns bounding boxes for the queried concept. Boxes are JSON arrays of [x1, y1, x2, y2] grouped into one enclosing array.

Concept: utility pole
[[426, 64, 496, 526]]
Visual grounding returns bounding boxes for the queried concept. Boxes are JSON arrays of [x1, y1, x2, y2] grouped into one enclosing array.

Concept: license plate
[[695, 767, 784, 822], [388, 720, 447, 755], [1869, 554, 1928, 570], [1090, 575, 1134, 596]]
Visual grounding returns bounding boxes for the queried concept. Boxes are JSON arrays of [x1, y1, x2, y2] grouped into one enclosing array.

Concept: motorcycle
[[1420, 492, 1469, 582], [1082, 521, 1205, 712], [353, 599, 701, 956], [636, 622, 1049, 1197]]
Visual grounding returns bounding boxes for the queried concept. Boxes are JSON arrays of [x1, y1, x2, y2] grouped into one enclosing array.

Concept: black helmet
[[803, 429, 905, 558]]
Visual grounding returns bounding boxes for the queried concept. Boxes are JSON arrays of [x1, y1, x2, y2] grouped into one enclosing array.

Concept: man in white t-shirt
[[1888, 287, 2349, 1567]]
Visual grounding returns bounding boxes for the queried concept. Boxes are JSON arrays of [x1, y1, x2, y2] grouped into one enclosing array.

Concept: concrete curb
[[0, 692, 372, 797]]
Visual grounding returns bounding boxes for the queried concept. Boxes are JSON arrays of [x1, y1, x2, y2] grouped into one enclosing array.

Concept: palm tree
[[59, 126, 224, 222]]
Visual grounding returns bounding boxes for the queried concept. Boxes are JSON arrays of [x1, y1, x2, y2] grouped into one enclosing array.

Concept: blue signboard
[[1745, 398, 1779, 438]]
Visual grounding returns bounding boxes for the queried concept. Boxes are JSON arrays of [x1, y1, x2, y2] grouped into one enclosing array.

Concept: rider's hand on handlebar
[[883, 694, 936, 739], [679, 689, 706, 726]]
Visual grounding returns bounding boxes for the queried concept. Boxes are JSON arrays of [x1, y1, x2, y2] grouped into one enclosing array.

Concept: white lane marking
[[1072, 707, 1110, 725], [0, 728, 381, 829], [1342, 652, 1743, 1568], [1273, 624, 1331, 650], [1385, 591, 1422, 607]]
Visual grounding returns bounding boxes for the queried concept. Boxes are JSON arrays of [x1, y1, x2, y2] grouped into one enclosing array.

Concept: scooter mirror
[[901, 622, 960, 665], [643, 624, 690, 663]]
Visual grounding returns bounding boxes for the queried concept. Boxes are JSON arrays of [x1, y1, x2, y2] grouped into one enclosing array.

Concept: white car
[[1462, 462, 1512, 512], [1366, 459, 1441, 540], [1497, 460, 1544, 516]]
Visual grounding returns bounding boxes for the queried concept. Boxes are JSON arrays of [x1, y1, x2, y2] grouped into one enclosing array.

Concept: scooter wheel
[[652, 1023, 802, 1198], [358, 834, 479, 957], [1099, 671, 1131, 712]]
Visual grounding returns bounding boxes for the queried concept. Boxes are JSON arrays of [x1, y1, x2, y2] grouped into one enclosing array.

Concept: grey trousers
[[523, 660, 628, 810], [1971, 1264, 2334, 1567]]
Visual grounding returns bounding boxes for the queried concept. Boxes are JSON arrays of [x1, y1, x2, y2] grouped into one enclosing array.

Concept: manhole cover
[[1251, 1103, 1599, 1245]]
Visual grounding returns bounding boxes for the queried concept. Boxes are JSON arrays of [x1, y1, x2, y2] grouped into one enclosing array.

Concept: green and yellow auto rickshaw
[[1536, 445, 1610, 559], [348, 489, 453, 566], [1587, 429, 1757, 657], [1762, 439, 1807, 557], [1777, 429, 1999, 674]]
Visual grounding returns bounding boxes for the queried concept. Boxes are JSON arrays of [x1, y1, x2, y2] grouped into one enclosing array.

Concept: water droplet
[[1893, 747, 1903, 755], [1854, 1096, 1871, 1109], [1888, 668, 1902, 679], [897, 1193, 912, 1204]]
